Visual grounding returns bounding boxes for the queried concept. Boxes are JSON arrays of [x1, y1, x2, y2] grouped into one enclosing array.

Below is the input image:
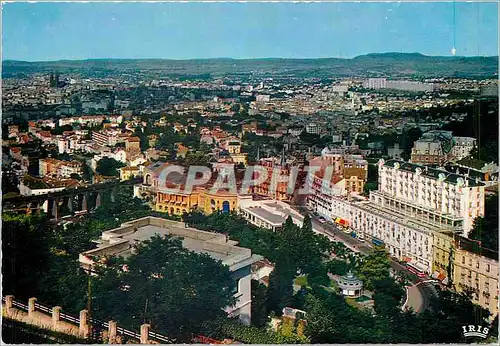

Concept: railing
[[3, 296, 173, 343]]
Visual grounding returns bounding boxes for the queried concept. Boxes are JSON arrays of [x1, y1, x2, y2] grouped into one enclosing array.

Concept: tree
[[70, 173, 82, 180], [372, 277, 405, 317], [363, 182, 378, 195], [92, 185, 151, 222], [251, 280, 269, 327], [469, 193, 498, 251], [399, 127, 422, 161], [419, 290, 491, 343], [2, 214, 52, 299], [95, 157, 125, 177], [92, 235, 236, 341], [266, 263, 295, 316], [82, 162, 93, 182], [325, 259, 349, 276], [356, 248, 391, 291]]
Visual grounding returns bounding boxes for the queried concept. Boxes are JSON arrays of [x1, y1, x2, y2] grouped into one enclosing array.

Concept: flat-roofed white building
[[238, 197, 306, 231], [79, 217, 262, 325]]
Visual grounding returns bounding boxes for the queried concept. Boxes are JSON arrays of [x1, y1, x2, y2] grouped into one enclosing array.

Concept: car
[[318, 217, 326, 223]]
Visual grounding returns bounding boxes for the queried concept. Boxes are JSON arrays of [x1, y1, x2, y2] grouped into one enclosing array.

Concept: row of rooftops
[[381, 159, 485, 187]]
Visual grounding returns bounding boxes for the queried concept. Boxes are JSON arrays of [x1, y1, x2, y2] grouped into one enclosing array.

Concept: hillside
[[3, 53, 498, 79]]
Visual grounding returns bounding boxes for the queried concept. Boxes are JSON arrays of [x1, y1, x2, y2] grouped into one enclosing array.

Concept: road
[[293, 205, 438, 313]]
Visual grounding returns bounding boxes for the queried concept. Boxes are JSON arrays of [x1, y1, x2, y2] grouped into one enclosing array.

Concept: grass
[[355, 295, 371, 303], [294, 275, 308, 287]]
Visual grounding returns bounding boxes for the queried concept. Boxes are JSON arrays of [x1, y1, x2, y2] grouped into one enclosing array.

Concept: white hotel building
[[308, 159, 485, 273]]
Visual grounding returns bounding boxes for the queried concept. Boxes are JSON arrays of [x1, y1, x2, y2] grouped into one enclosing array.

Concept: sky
[[2, 2, 498, 61]]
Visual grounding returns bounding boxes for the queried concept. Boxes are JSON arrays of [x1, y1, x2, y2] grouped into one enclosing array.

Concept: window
[[232, 279, 240, 295], [462, 256, 465, 264], [476, 261, 480, 269], [486, 264, 490, 273]]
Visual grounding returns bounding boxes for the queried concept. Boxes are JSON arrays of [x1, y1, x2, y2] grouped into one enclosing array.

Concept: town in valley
[[2, 2, 499, 344]]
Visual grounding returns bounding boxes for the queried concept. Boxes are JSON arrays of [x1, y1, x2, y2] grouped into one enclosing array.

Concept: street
[[293, 205, 438, 313]]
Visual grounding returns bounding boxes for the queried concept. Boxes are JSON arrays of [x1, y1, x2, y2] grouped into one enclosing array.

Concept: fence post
[[79, 310, 89, 338], [140, 323, 150, 344], [52, 306, 62, 327], [5, 295, 14, 315], [28, 297, 37, 317], [108, 320, 117, 344]]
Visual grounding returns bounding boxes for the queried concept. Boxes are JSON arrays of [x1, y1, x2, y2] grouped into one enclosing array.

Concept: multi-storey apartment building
[[39, 158, 83, 178], [305, 123, 321, 135], [411, 131, 477, 165], [364, 78, 387, 89], [349, 200, 439, 272], [453, 247, 498, 317], [311, 158, 486, 273], [92, 131, 118, 147], [430, 226, 499, 318], [377, 159, 485, 236], [452, 137, 476, 161], [440, 235, 499, 318], [410, 130, 455, 165], [306, 152, 368, 222]]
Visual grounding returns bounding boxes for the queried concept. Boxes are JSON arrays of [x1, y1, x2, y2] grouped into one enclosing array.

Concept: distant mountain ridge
[[3, 52, 498, 79]]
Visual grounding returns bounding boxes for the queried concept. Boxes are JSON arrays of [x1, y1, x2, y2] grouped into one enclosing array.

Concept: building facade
[[410, 131, 455, 165], [39, 158, 83, 179], [452, 137, 476, 161], [453, 243, 498, 318], [377, 159, 485, 236]]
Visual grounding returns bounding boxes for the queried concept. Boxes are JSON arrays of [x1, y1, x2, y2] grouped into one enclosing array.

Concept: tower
[[49, 73, 55, 88]]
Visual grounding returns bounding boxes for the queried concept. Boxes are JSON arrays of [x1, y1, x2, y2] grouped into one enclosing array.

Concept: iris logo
[[461, 325, 489, 339]]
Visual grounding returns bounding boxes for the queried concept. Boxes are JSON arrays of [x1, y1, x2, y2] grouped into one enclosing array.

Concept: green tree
[[469, 193, 498, 251], [356, 248, 390, 291], [372, 277, 405, 317], [266, 262, 295, 315], [325, 259, 349, 276], [92, 185, 151, 222], [2, 214, 52, 299], [69, 173, 82, 180], [419, 290, 491, 343], [95, 157, 124, 177], [251, 280, 269, 327], [399, 127, 422, 161], [92, 235, 236, 341]]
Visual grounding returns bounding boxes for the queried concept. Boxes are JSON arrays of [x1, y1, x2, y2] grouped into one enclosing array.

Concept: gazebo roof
[[338, 271, 363, 290]]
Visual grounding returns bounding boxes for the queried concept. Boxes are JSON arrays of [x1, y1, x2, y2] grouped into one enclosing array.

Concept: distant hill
[[3, 53, 498, 79]]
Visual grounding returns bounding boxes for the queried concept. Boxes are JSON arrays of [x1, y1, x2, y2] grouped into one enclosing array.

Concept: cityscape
[[2, 1, 499, 344]]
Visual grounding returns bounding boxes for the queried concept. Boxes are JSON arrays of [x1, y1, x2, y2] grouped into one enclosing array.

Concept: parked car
[[318, 217, 326, 223]]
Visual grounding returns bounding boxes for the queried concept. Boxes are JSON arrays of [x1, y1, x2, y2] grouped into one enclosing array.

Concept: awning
[[442, 277, 449, 285], [335, 218, 348, 226], [437, 273, 446, 281], [431, 271, 440, 279]]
